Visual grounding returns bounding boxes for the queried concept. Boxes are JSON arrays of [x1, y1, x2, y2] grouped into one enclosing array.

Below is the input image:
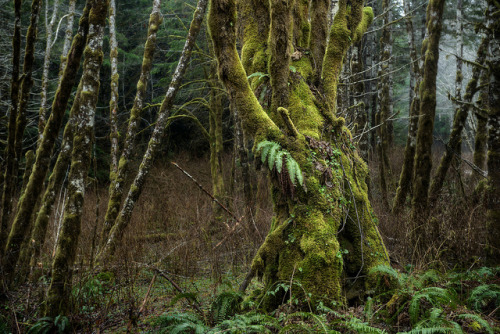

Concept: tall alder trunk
[[351, 40, 368, 160], [392, 0, 422, 212], [209, 0, 389, 308], [0, 0, 23, 255], [38, 0, 60, 146], [99, 0, 162, 247], [44, 0, 108, 316], [59, 0, 76, 77], [485, 0, 500, 264], [2, 4, 90, 288], [410, 0, 445, 224], [108, 0, 119, 174], [429, 32, 490, 202], [97, 0, 209, 263]]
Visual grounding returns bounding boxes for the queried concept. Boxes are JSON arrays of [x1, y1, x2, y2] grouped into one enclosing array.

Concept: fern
[[211, 291, 243, 325], [150, 311, 207, 334], [457, 313, 494, 334], [342, 316, 387, 334], [400, 327, 461, 334], [256, 140, 304, 188], [212, 312, 279, 333], [27, 316, 69, 334], [409, 287, 453, 324], [467, 284, 500, 312]]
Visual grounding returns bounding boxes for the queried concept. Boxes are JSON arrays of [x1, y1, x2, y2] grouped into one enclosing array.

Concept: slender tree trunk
[[0, 0, 23, 254], [410, 0, 446, 223], [392, 0, 422, 212], [59, 0, 76, 77], [485, 0, 500, 264], [2, 4, 90, 287], [38, 0, 60, 146], [97, 0, 209, 263], [100, 0, 162, 246], [44, 0, 108, 317], [108, 0, 119, 174], [429, 32, 490, 202], [473, 70, 488, 172]]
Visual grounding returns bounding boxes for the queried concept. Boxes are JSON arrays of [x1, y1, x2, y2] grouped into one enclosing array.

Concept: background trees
[[0, 0, 498, 331]]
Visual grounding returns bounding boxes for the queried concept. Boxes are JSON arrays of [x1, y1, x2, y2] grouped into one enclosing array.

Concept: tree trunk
[[44, 0, 108, 316], [485, 0, 500, 264], [429, 32, 490, 202], [100, 0, 162, 247], [2, 3, 90, 287], [0, 0, 23, 254], [59, 0, 76, 77], [392, 0, 422, 212], [473, 69, 488, 172], [410, 0, 445, 221], [209, 0, 389, 308], [97, 0, 209, 263], [38, 0, 60, 146], [108, 0, 119, 174]]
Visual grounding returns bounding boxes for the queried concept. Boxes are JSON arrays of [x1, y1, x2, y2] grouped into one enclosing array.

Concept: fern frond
[[268, 143, 281, 171], [286, 156, 298, 186], [275, 151, 286, 173], [468, 284, 500, 311], [400, 327, 461, 334], [409, 288, 451, 324], [457, 313, 494, 334], [211, 291, 242, 324], [369, 264, 403, 287]]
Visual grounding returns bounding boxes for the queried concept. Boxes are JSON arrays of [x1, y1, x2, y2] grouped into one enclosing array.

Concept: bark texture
[[2, 4, 90, 287], [45, 0, 108, 316], [100, 0, 162, 246]]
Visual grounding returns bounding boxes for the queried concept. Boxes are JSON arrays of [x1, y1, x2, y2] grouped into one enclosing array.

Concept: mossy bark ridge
[[100, 0, 163, 247], [410, 0, 446, 221], [485, 0, 500, 264], [2, 3, 91, 286], [45, 0, 108, 317], [429, 32, 490, 202], [209, 0, 388, 308], [97, 0, 209, 263]]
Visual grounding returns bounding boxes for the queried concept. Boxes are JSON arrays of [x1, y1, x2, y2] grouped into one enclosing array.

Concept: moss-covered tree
[[209, 0, 389, 308], [44, 0, 108, 316], [410, 0, 446, 222]]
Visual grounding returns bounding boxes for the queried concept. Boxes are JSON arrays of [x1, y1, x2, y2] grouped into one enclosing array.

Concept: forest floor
[[1, 150, 499, 333]]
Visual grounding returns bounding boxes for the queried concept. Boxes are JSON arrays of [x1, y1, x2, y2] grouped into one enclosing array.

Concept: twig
[[126, 274, 156, 332]]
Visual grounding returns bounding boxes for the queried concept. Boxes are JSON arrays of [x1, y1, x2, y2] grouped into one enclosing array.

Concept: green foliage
[[150, 311, 207, 334], [256, 140, 304, 187], [467, 284, 500, 312], [457, 313, 494, 334], [72, 272, 115, 314], [210, 291, 243, 324], [409, 287, 454, 324], [27, 315, 70, 334]]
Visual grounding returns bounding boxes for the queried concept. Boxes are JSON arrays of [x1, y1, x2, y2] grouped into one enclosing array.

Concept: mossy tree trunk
[[38, 0, 60, 146], [485, 0, 500, 264], [429, 32, 490, 203], [410, 0, 445, 222], [0, 0, 23, 255], [44, 0, 108, 317], [99, 0, 162, 247], [108, 0, 119, 175], [209, 0, 389, 308], [97, 0, 209, 263], [59, 0, 76, 77], [392, 0, 422, 212], [2, 3, 90, 288]]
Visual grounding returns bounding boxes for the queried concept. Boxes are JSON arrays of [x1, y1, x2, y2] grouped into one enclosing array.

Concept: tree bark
[[2, 3, 90, 287], [100, 0, 163, 247], [410, 0, 446, 221], [209, 0, 388, 308], [97, 0, 209, 263], [44, 0, 108, 316], [108, 0, 119, 174]]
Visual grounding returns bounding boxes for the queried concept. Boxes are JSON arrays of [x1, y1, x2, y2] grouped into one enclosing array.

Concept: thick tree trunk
[[59, 0, 76, 77], [2, 4, 90, 287], [485, 0, 500, 264], [97, 0, 209, 263], [410, 0, 445, 221], [209, 0, 388, 308], [44, 0, 108, 316], [100, 0, 162, 247], [429, 33, 490, 202]]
